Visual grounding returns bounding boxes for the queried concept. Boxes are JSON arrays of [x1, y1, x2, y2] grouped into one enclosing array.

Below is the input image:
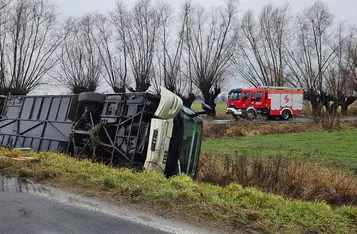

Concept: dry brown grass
[[197, 153, 357, 206], [203, 121, 357, 139], [301, 104, 357, 117], [347, 106, 357, 116], [198, 110, 232, 121]]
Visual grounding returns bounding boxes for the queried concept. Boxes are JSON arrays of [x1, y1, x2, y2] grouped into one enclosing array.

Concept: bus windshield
[[228, 92, 241, 100]]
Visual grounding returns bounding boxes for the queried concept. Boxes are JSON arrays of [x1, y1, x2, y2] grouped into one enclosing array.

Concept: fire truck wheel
[[280, 110, 291, 120], [246, 109, 257, 120]]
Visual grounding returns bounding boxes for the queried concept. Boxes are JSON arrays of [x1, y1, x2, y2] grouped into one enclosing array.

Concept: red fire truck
[[226, 86, 304, 120]]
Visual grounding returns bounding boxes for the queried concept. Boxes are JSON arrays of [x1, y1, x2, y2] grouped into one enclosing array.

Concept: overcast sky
[[52, 0, 357, 24], [40, 0, 357, 95]]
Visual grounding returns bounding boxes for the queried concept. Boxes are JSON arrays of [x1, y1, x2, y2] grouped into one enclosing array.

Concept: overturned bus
[[0, 88, 210, 178]]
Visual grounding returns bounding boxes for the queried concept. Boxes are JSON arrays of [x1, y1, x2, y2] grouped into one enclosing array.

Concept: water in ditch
[[0, 173, 50, 194]]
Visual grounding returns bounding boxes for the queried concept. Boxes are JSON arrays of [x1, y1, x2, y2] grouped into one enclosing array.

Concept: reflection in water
[[0, 174, 50, 194]]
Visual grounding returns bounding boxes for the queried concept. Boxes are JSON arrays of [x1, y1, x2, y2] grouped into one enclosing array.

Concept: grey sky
[[52, 0, 357, 24], [40, 0, 357, 95]]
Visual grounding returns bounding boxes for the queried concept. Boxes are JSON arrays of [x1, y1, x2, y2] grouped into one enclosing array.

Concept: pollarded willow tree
[[325, 23, 357, 114], [284, 1, 338, 120], [0, 0, 66, 95], [153, 1, 196, 107], [92, 13, 128, 93], [56, 15, 102, 94], [0, 0, 10, 90], [343, 29, 357, 96], [234, 3, 290, 87], [183, 0, 239, 116], [348, 35, 357, 92], [110, 0, 162, 93]]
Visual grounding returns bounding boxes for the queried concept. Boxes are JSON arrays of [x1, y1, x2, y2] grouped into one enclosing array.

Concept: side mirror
[[201, 103, 213, 115]]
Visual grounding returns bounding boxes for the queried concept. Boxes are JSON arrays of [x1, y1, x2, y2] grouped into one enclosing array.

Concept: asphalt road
[[207, 116, 357, 125], [0, 192, 169, 234], [0, 175, 216, 234]]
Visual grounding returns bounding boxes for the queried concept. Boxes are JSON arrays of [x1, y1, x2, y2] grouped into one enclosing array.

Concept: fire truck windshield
[[228, 92, 241, 100]]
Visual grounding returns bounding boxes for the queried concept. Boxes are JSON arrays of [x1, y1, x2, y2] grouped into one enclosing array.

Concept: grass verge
[[0, 148, 357, 234]]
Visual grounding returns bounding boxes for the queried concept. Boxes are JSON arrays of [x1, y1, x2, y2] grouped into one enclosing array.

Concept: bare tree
[[184, 0, 239, 116], [0, 0, 65, 95], [325, 23, 357, 114], [285, 1, 336, 120], [0, 0, 11, 90], [346, 31, 357, 92], [111, 0, 161, 93], [92, 8, 129, 93], [156, 3, 181, 93], [235, 3, 290, 87], [55, 15, 102, 94], [154, 1, 196, 107]]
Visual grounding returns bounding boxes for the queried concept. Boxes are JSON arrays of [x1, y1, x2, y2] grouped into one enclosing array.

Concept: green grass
[[202, 129, 357, 172], [192, 102, 226, 111], [192, 102, 230, 119], [0, 148, 357, 233]]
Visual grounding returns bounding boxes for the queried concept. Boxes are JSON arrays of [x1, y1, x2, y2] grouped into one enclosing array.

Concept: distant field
[[202, 129, 357, 172], [191, 102, 229, 119], [191, 102, 226, 111]]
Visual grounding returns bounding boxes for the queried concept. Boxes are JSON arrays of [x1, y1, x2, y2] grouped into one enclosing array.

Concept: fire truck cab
[[226, 86, 304, 120]]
